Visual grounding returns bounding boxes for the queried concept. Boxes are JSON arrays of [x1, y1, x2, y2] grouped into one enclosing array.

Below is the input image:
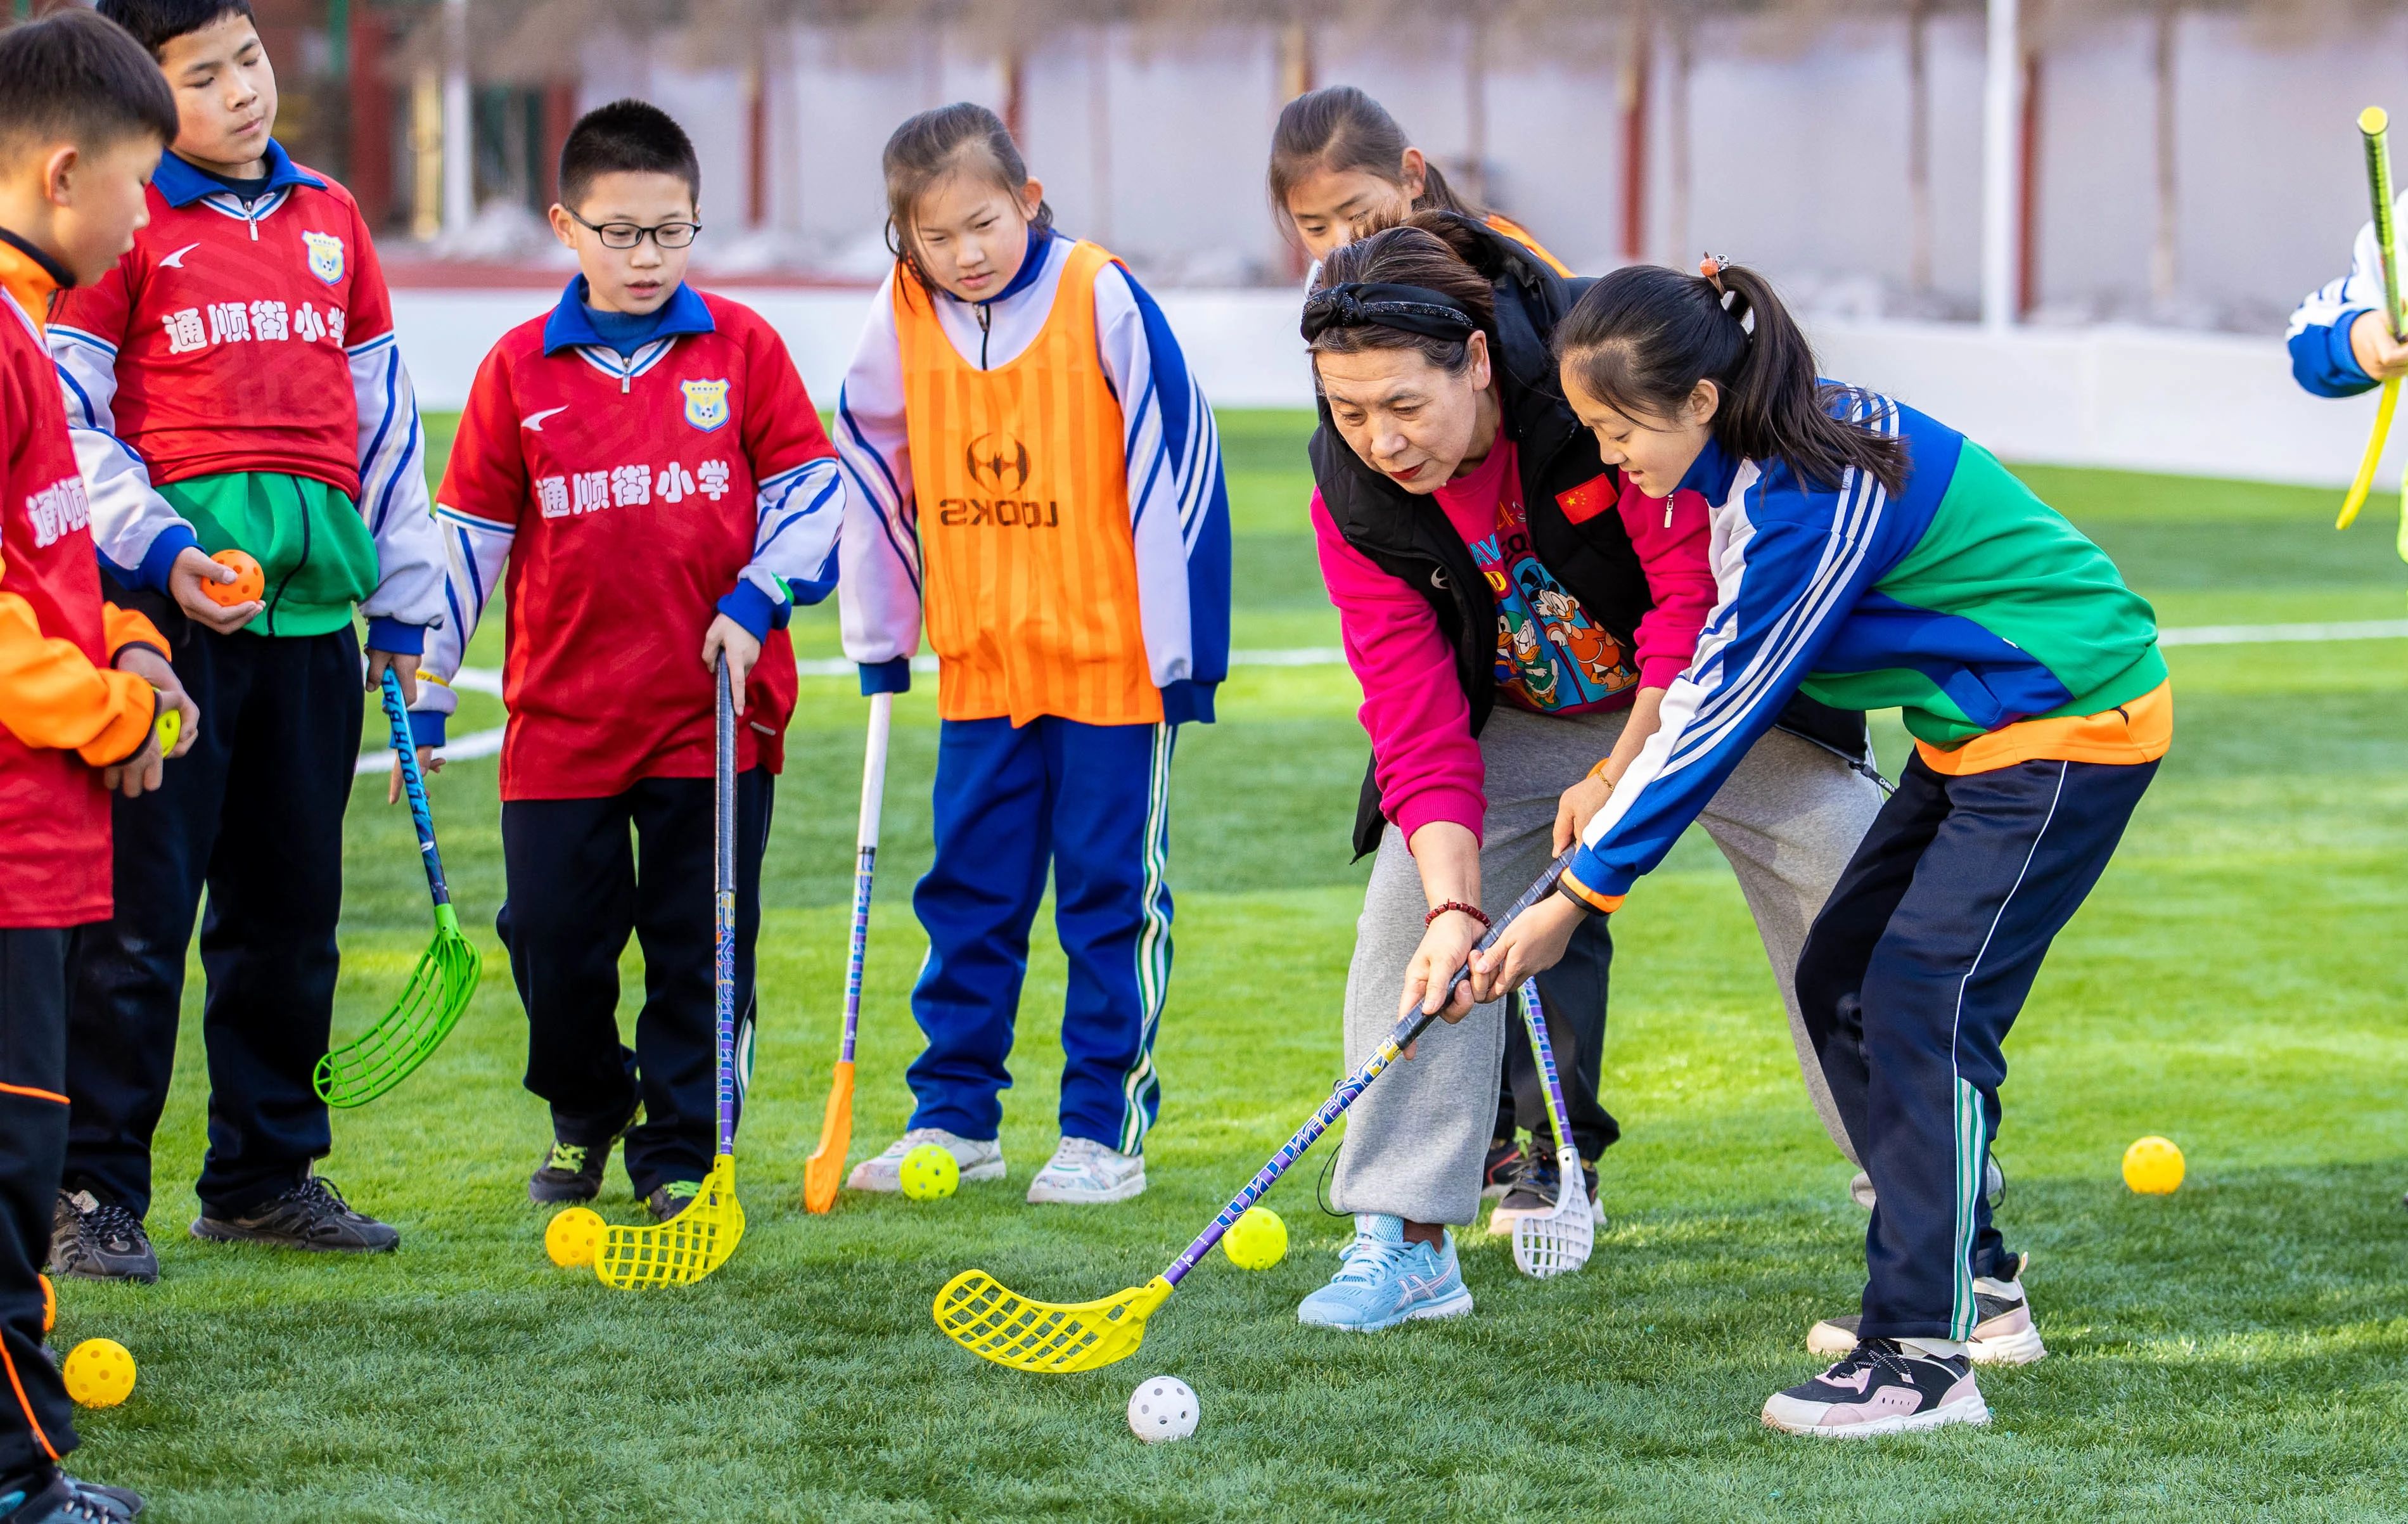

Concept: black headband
[[1300, 281, 1478, 344]]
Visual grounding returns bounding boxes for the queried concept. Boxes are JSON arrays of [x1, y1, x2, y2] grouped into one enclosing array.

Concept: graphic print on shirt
[[1467, 482, 1637, 713]]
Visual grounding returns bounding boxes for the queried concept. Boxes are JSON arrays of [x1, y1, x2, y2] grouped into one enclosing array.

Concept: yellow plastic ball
[[62, 1339, 134, 1408], [1221, 1205, 1288, 1271], [545, 1206, 606, 1267], [2123, 1135, 2185, 1195], [899, 1143, 959, 1201]]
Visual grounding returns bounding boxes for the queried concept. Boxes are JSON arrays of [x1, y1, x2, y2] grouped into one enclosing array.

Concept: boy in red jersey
[[414, 101, 841, 1217], [46, 0, 444, 1281], [0, 13, 201, 1517]]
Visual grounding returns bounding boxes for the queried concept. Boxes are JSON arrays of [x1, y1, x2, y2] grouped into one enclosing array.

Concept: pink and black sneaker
[[1760, 1339, 1989, 1437]]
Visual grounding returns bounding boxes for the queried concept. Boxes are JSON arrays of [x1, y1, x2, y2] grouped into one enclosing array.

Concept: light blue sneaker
[[1296, 1213, 1474, 1331]]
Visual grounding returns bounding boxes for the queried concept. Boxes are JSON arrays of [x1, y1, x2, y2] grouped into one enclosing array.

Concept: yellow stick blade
[[596, 1156, 745, 1290], [2340, 377, 2402, 529], [933, 1271, 1172, 1374], [800, 1061, 855, 1215]]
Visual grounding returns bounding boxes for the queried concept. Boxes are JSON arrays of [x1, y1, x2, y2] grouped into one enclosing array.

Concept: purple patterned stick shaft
[[840, 845, 874, 1065], [839, 694, 890, 1066], [713, 657, 737, 1159], [1159, 845, 1580, 1286], [1519, 980, 1576, 1155]]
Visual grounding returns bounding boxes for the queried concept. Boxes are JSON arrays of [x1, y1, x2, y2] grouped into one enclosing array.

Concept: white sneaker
[[845, 1127, 1005, 1193], [1806, 1253, 2047, 1366], [1025, 1137, 1146, 1205]]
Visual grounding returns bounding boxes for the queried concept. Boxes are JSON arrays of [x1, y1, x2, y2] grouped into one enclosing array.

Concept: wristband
[[1587, 757, 1617, 784], [1425, 900, 1491, 930]]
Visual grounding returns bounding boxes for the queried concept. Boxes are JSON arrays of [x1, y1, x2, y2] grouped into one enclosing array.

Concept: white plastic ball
[[1126, 1374, 1198, 1443]]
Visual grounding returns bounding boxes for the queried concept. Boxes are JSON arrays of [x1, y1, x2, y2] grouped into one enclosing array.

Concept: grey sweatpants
[[1331, 705, 1883, 1226]]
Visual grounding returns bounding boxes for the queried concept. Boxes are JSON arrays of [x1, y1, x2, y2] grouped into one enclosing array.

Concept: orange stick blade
[[801, 1060, 854, 1213]]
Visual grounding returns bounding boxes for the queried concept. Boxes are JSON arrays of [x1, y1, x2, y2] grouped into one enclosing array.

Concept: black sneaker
[[1760, 1338, 1987, 1436], [0, 1473, 143, 1521], [49, 1191, 157, 1284], [530, 1101, 640, 1205], [528, 1141, 607, 1205], [1487, 1149, 1600, 1234], [1480, 1139, 1525, 1201], [191, 1175, 399, 1254], [644, 1180, 701, 1223]]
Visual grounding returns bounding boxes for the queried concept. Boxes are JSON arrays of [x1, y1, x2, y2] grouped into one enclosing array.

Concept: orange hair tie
[[1700, 255, 1727, 293]]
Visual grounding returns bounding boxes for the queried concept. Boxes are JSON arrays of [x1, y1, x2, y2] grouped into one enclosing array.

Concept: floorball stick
[[314, 667, 481, 1107], [933, 847, 1580, 1374], [1510, 980, 1594, 1279], [802, 691, 892, 1213], [2339, 106, 2404, 532], [596, 655, 746, 1289]]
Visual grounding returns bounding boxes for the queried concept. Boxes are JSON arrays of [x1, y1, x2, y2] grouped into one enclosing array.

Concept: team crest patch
[[302, 231, 344, 286], [680, 378, 731, 432]]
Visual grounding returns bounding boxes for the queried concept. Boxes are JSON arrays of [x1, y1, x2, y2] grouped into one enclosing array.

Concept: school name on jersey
[[24, 474, 91, 549], [535, 459, 735, 520], [158, 298, 347, 355], [935, 497, 1061, 528]]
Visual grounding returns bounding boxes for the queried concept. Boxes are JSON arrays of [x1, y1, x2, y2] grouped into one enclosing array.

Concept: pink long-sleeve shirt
[[1312, 438, 1715, 846]]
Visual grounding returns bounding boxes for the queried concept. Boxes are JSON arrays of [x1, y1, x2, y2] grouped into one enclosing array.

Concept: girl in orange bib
[[835, 105, 1230, 1205]]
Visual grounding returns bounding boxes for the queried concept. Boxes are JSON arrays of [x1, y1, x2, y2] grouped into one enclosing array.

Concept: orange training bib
[[895, 241, 1160, 727]]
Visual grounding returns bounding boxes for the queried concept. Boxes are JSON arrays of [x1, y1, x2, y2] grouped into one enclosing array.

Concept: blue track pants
[[1798, 753, 2156, 1342], [907, 716, 1176, 1153]]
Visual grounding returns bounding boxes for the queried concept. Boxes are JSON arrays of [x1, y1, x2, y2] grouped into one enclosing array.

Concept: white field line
[[357, 618, 2407, 774]]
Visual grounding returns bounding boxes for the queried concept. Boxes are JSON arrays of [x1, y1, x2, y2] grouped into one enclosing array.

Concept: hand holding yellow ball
[[62, 1339, 135, 1408], [1220, 1205, 1287, 1270], [2123, 1135, 2184, 1194], [545, 1206, 606, 1267]]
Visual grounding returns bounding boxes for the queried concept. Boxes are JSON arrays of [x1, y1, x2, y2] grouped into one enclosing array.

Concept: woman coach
[[1289, 212, 1883, 1331]]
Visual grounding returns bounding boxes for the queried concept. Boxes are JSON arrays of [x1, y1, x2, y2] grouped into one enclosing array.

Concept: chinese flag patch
[[1556, 473, 1617, 524]]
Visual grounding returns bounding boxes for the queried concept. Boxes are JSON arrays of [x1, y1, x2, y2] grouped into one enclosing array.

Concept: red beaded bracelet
[[1425, 900, 1492, 929]]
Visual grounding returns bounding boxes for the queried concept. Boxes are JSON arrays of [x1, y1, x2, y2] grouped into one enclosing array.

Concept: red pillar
[[347, 4, 392, 228], [1622, 21, 1652, 264], [2018, 49, 2042, 315], [542, 81, 577, 205], [747, 67, 768, 228], [1002, 51, 1025, 144]]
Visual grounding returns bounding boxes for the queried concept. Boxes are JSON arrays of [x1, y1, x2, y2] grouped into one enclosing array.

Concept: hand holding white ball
[[1127, 1374, 1198, 1442]]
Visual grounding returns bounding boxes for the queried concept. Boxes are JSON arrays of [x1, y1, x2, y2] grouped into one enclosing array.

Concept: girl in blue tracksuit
[[1466, 261, 2167, 1438]]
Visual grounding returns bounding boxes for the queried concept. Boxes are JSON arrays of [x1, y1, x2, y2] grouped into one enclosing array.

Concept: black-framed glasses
[[566, 206, 700, 250]]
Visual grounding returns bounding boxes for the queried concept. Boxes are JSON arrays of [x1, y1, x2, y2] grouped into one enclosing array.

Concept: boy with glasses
[[411, 101, 843, 1218]]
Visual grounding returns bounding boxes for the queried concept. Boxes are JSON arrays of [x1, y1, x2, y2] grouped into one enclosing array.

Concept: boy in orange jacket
[[0, 12, 198, 1518]]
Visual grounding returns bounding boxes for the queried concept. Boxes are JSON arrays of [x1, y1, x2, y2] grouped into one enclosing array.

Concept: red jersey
[[433, 285, 837, 800], [49, 143, 392, 499], [0, 235, 164, 928]]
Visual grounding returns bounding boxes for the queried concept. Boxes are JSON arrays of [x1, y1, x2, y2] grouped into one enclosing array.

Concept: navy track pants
[[497, 771, 771, 1196], [1798, 753, 2156, 1342], [0, 931, 76, 1481], [64, 624, 361, 1219], [907, 716, 1176, 1153]]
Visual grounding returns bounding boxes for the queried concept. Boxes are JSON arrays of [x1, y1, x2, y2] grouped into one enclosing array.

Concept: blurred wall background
[[61, 0, 2394, 335]]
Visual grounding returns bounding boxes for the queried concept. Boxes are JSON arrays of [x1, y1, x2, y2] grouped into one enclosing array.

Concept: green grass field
[[58, 412, 2408, 1521]]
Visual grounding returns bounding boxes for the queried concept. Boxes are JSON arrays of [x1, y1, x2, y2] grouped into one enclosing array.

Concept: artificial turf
[[55, 412, 2408, 1521]]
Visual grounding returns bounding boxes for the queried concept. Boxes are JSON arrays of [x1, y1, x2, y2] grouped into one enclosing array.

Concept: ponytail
[[1554, 260, 1907, 496]]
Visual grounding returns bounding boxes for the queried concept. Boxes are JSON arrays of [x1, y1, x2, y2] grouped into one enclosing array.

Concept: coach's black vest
[[1309, 214, 1869, 859]]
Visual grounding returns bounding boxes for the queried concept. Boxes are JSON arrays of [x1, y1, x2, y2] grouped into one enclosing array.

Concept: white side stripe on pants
[[1947, 760, 2066, 1338], [1118, 721, 1176, 1154]]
